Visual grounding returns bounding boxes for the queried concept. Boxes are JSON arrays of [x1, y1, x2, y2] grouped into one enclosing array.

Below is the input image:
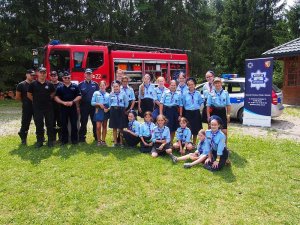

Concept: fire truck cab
[[39, 40, 189, 92]]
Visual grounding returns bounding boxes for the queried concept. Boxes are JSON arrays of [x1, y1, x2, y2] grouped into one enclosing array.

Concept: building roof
[[262, 38, 300, 58]]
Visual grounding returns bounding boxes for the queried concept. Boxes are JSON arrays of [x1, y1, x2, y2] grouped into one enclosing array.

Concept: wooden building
[[262, 38, 300, 105]]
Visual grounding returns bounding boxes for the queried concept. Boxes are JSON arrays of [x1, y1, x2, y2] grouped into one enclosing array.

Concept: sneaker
[[203, 164, 213, 171], [97, 142, 102, 147], [120, 144, 124, 148], [101, 141, 107, 146], [183, 163, 192, 169], [35, 142, 43, 148], [112, 143, 119, 147], [170, 154, 178, 163]]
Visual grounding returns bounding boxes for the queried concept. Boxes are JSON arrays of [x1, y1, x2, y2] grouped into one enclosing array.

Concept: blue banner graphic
[[243, 58, 273, 127]]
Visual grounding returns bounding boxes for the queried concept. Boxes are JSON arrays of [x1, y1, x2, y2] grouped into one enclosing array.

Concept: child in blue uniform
[[204, 118, 229, 171], [170, 129, 209, 168], [121, 76, 136, 121], [176, 72, 188, 95], [182, 77, 204, 144], [153, 76, 167, 120], [160, 80, 182, 142], [168, 117, 193, 155], [151, 114, 171, 158], [108, 80, 129, 147], [91, 81, 110, 146], [139, 111, 156, 153], [207, 77, 231, 141], [122, 110, 140, 147], [202, 70, 215, 123], [138, 74, 156, 118]]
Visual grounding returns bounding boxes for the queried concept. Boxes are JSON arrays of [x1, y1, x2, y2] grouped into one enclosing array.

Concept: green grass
[[284, 106, 300, 117], [1, 134, 299, 224]]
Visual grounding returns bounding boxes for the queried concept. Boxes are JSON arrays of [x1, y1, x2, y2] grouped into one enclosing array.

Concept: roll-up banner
[[243, 58, 273, 127]]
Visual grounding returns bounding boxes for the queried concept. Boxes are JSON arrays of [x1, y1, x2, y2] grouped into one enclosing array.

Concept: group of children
[[90, 73, 229, 171]]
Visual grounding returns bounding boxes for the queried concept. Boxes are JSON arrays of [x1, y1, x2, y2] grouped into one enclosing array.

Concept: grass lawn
[[0, 133, 299, 224], [284, 105, 300, 117]]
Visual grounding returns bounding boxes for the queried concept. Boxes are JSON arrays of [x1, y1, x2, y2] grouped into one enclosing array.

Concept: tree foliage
[[0, 0, 298, 90]]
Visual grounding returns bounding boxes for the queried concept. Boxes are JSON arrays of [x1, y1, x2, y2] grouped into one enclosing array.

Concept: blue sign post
[[243, 58, 273, 127]]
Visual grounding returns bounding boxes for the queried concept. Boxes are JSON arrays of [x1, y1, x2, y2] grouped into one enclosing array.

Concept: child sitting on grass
[[170, 129, 209, 168], [168, 117, 193, 156], [122, 110, 140, 147], [139, 111, 155, 153], [151, 114, 172, 158]]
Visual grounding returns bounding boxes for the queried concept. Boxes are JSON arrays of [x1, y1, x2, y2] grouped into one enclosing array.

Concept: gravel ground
[[1, 105, 299, 142]]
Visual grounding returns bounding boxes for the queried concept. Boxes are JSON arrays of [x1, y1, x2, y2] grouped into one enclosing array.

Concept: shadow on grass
[[10, 144, 54, 165], [213, 165, 236, 183], [10, 142, 141, 165], [230, 150, 248, 168]]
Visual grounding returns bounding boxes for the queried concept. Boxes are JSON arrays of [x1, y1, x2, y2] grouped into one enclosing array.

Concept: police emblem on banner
[[248, 70, 269, 90]]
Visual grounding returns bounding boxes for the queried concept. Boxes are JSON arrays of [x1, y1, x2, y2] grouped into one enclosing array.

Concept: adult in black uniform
[[78, 68, 99, 142], [50, 71, 62, 142], [27, 67, 55, 148], [55, 72, 82, 145], [15, 69, 35, 145]]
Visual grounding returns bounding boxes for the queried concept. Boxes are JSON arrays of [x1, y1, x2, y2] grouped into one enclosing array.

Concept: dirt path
[[1, 106, 300, 142], [230, 113, 300, 142]]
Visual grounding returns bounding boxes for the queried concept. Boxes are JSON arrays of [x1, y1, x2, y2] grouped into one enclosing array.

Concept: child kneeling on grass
[[122, 110, 140, 147], [170, 117, 193, 155], [204, 117, 229, 171], [139, 111, 155, 153], [170, 129, 209, 168], [151, 114, 172, 158]]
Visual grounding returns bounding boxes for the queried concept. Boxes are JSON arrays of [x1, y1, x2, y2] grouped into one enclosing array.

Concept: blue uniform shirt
[[109, 91, 129, 108], [176, 84, 189, 95], [205, 129, 226, 156], [139, 122, 155, 137], [121, 85, 135, 101], [207, 89, 231, 107], [128, 120, 140, 136], [155, 86, 167, 102], [78, 80, 99, 104], [203, 82, 215, 100], [175, 127, 192, 143], [196, 140, 210, 155], [160, 90, 182, 107], [182, 90, 203, 110], [151, 126, 171, 143], [91, 91, 110, 106], [138, 83, 157, 100]]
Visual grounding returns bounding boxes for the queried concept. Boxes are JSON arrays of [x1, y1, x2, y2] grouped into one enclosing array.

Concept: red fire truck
[[33, 40, 189, 91]]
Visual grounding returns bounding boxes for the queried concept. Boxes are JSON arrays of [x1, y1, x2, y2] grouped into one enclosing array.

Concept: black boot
[[18, 131, 27, 145]]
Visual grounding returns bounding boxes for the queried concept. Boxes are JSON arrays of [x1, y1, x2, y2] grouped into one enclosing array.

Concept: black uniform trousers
[[33, 107, 54, 143], [61, 105, 78, 144], [19, 103, 33, 138], [79, 103, 96, 141], [53, 101, 62, 141]]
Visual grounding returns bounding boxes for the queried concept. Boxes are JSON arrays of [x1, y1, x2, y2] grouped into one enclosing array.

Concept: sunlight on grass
[[284, 106, 300, 117], [0, 134, 299, 224]]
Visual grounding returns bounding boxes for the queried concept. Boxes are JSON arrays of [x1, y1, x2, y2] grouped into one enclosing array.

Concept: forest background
[[0, 0, 299, 90]]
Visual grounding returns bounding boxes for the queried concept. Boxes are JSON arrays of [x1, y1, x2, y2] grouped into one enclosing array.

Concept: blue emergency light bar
[[49, 40, 61, 45], [222, 74, 239, 79]]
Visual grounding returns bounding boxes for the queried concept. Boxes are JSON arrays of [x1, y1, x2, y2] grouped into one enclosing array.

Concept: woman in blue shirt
[[204, 117, 229, 171], [182, 77, 203, 144], [91, 81, 110, 146], [160, 80, 182, 142], [138, 74, 156, 118], [122, 110, 140, 147]]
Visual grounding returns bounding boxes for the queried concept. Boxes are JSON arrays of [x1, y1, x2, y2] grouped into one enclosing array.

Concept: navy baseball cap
[[38, 67, 46, 72], [85, 68, 92, 73], [26, 69, 35, 75], [63, 71, 70, 76]]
